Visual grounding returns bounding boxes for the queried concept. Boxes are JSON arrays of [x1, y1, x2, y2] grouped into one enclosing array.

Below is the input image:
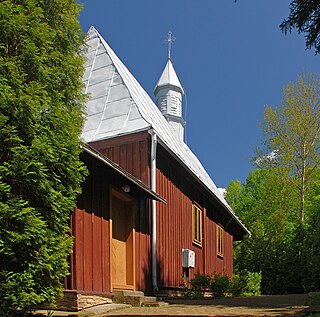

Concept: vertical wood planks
[[156, 145, 235, 289], [90, 131, 150, 186], [83, 211, 93, 291], [92, 215, 102, 292], [102, 217, 110, 292], [70, 208, 111, 293], [75, 208, 84, 290]]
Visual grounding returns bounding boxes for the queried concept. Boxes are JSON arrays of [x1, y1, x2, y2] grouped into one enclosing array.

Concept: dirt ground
[[104, 294, 318, 317]]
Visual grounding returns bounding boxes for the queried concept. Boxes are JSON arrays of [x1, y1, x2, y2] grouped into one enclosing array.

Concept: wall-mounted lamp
[[122, 185, 131, 193]]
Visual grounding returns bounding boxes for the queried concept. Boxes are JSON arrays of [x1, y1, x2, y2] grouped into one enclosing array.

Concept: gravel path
[[104, 294, 311, 317]]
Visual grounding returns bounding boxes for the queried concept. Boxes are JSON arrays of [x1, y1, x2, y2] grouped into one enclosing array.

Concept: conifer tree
[[0, 0, 86, 314], [280, 0, 320, 55]]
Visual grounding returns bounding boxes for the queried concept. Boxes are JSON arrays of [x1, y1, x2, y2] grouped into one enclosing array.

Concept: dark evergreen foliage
[[280, 0, 320, 54], [0, 0, 86, 315]]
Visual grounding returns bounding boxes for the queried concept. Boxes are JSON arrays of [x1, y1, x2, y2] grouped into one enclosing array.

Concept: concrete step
[[141, 296, 157, 303], [112, 291, 167, 307], [141, 301, 169, 307], [113, 290, 144, 297], [112, 290, 144, 307], [141, 296, 166, 307]]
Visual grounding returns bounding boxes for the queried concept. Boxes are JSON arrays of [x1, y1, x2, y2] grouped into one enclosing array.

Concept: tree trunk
[[300, 144, 306, 223]]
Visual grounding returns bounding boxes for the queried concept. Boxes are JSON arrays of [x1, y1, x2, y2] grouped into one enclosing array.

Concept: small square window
[[192, 204, 202, 247], [217, 225, 224, 257]]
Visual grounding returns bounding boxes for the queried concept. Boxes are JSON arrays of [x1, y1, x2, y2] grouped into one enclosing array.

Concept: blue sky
[[79, 0, 320, 188]]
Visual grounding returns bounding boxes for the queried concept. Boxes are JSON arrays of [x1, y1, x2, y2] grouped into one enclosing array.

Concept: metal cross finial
[[165, 31, 176, 59]]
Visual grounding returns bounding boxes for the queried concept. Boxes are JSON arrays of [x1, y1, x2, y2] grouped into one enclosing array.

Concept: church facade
[[65, 26, 249, 303]]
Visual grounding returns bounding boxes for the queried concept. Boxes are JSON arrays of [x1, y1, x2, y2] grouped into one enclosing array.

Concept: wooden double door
[[111, 190, 135, 291]]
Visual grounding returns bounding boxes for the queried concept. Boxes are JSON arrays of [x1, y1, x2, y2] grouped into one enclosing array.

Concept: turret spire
[[154, 32, 185, 141]]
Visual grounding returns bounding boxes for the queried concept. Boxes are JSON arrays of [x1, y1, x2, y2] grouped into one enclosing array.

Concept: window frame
[[192, 204, 202, 247], [217, 224, 224, 257]]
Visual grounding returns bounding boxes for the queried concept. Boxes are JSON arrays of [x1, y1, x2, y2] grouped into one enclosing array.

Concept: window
[[192, 204, 202, 247], [217, 225, 224, 257]]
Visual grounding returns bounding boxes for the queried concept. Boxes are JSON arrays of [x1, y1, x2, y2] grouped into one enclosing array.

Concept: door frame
[[109, 187, 136, 291]]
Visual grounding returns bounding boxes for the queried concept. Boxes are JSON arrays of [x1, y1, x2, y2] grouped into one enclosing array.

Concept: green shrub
[[180, 277, 193, 298], [210, 274, 230, 297], [243, 271, 262, 296], [189, 273, 211, 298], [182, 271, 261, 299], [230, 270, 262, 297], [307, 292, 320, 306], [229, 273, 245, 297]]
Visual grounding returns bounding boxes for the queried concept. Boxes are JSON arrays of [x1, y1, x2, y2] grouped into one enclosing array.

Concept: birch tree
[[262, 74, 320, 222]]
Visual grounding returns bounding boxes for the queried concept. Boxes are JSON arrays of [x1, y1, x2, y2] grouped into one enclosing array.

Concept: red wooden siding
[[156, 144, 234, 290], [69, 209, 151, 294], [135, 229, 151, 292], [89, 131, 150, 186], [74, 131, 235, 294], [204, 214, 233, 277], [67, 148, 152, 294], [69, 208, 110, 293]]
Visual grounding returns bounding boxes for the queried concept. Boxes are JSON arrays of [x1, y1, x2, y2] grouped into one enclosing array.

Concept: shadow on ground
[[165, 293, 308, 308], [105, 294, 314, 317]]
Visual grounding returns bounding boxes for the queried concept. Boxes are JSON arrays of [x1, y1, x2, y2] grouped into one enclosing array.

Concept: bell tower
[[154, 32, 185, 141]]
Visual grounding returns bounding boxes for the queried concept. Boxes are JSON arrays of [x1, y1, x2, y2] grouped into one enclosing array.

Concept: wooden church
[[63, 26, 249, 309]]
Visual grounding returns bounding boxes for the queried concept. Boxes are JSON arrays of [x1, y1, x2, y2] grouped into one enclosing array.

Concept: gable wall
[[89, 131, 150, 187]]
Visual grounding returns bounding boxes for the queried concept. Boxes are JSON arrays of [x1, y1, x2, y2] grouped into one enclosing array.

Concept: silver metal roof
[[154, 59, 184, 95], [82, 26, 250, 237]]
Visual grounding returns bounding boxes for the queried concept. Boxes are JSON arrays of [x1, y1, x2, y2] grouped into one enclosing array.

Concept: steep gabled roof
[[82, 26, 250, 237]]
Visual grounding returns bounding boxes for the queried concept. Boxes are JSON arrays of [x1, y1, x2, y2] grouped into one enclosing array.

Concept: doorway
[[110, 189, 135, 290]]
